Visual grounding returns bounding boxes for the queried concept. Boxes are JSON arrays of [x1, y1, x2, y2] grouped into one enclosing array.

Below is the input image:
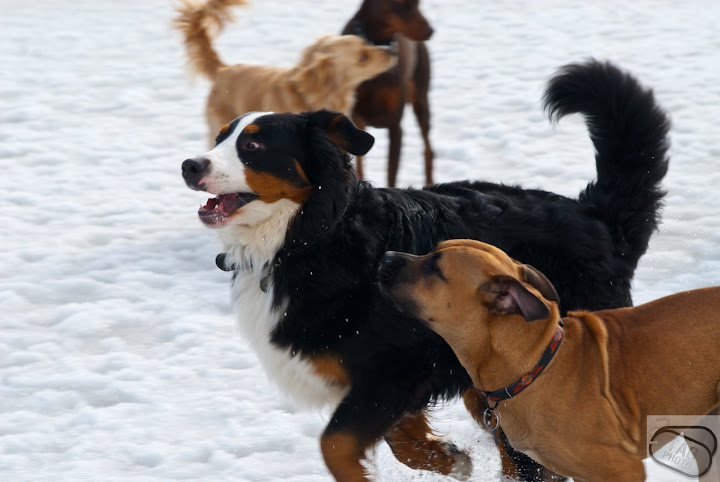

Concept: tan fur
[[244, 167, 311, 205], [174, 0, 245, 78], [384, 239, 720, 481], [174, 0, 396, 145], [320, 431, 368, 482], [309, 354, 351, 388], [385, 412, 472, 478]]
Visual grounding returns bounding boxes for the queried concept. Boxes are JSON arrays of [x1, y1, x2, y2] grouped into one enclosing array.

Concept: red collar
[[475, 322, 564, 431]]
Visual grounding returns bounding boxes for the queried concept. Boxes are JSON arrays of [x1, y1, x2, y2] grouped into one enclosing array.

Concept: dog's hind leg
[[410, 43, 434, 186], [384, 411, 472, 480]]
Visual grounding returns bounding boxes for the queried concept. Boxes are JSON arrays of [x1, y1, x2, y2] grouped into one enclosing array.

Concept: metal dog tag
[[483, 408, 501, 431]]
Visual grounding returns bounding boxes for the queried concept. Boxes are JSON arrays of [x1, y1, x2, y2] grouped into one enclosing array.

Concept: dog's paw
[[440, 442, 472, 480], [441, 441, 473, 481]]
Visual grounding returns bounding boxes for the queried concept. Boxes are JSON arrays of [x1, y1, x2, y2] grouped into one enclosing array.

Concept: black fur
[[239, 61, 670, 479]]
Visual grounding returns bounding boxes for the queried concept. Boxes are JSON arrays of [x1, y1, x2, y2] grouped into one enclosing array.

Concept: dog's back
[[594, 286, 720, 393], [571, 287, 720, 451], [424, 61, 670, 313]]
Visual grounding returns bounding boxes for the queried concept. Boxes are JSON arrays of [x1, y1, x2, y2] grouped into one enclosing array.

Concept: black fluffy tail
[[543, 59, 670, 270]]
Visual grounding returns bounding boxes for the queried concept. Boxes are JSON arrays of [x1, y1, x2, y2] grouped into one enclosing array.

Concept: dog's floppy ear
[[306, 110, 374, 156], [484, 275, 550, 323], [516, 262, 560, 305]]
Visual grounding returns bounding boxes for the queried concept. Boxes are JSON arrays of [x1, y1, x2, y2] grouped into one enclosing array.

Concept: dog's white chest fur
[[230, 268, 349, 409]]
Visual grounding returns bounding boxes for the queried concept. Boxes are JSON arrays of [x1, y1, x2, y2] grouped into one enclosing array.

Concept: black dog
[[181, 60, 670, 481]]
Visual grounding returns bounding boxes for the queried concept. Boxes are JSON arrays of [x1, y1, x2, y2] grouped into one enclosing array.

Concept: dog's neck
[[288, 69, 357, 117], [215, 199, 302, 274], [467, 308, 563, 392], [348, 17, 394, 46]]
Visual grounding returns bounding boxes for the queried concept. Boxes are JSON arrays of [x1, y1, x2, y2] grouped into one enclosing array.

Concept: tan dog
[[174, 0, 396, 145], [378, 239, 720, 481]]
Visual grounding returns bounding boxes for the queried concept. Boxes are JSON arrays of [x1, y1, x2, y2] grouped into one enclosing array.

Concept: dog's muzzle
[[378, 251, 409, 287], [378, 251, 423, 316]]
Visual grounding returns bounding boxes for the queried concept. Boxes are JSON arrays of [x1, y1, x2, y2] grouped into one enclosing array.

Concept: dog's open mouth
[[198, 192, 258, 226]]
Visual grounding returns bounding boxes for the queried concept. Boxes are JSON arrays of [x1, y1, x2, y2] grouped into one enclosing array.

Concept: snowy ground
[[1, 0, 719, 480]]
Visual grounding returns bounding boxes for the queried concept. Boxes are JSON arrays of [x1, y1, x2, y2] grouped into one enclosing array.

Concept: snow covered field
[[1, 0, 719, 480]]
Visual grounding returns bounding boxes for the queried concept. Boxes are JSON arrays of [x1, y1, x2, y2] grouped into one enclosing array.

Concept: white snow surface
[[2, 0, 719, 480]]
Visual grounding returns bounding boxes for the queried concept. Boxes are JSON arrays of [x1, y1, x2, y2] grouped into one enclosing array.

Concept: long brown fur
[[174, 0, 396, 146], [174, 0, 245, 79]]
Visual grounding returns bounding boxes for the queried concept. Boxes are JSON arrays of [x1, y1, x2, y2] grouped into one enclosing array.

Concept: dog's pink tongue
[[198, 193, 256, 226], [203, 197, 220, 211], [216, 194, 234, 214], [201, 194, 237, 214]]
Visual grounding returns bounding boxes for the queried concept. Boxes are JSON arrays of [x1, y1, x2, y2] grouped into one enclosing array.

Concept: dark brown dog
[[379, 239, 720, 481], [342, 0, 434, 187]]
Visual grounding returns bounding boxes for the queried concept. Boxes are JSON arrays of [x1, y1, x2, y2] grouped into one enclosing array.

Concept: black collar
[[476, 321, 565, 431], [215, 253, 275, 293]]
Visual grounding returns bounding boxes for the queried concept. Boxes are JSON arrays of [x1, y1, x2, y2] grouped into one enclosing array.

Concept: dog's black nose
[[182, 158, 210, 190], [382, 252, 407, 272], [182, 158, 209, 174], [423, 24, 434, 39]]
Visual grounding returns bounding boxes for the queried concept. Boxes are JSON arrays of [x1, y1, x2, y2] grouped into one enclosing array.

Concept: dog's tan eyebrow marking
[[294, 160, 310, 184], [219, 123, 231, 134], [243, 123, 261, 134]]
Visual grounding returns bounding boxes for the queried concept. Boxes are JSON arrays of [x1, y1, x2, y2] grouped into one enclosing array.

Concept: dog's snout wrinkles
[[182, 158, 210, 189]]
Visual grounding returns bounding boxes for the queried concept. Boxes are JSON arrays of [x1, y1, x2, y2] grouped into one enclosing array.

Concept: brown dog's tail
[[173, 0, 248, 80], [544, 59, 671, 272]]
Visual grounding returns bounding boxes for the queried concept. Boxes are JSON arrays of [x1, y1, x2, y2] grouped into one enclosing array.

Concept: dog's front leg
[[462, 388, 564, 482], [321, 388, 473, 481], [321, 429, 371, 482], [321, 387, 407, 481]]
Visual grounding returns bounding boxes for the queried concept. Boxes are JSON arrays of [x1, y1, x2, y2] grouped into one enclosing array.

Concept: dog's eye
[[359, 51, 369, 62], [243, 140, 262, 151]]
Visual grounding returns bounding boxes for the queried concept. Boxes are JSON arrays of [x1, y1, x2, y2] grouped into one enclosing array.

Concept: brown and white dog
[[379, 239, 720, 481], [174, 0, 396, 146]]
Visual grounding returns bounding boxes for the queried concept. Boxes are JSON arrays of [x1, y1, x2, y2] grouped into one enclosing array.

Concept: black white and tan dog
[[378, 239, 720, 481], [180, 60, 671, 481]]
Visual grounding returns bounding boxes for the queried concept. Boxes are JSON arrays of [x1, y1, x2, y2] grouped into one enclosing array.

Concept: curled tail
[[543, 59, 670, 269], [173, 0, 248, 79]]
